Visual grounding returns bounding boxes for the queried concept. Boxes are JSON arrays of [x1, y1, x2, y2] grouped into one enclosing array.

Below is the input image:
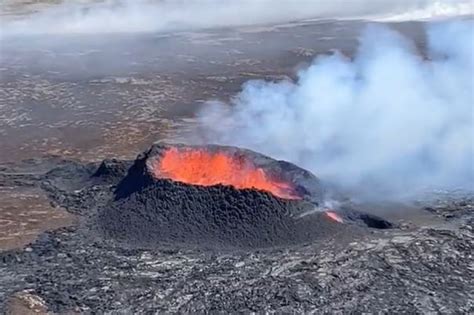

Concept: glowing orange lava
[[152, 148, 300, 200], [325, 211, 343, 223]]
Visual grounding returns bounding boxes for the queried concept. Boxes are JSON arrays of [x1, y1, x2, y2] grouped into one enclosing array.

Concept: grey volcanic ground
[[0, 16, 473, 314]]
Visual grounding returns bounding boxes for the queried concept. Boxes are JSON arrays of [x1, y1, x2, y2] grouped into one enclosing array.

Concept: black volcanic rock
[[0, 151, 472, 314], [97, 143, 398, 248], [99, 179, 341, 248], [92, 158, 132, 184], [100, 142, 334, 248]]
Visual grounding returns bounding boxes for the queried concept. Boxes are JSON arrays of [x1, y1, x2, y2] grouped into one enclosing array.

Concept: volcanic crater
[[97, 143, 393, 249]]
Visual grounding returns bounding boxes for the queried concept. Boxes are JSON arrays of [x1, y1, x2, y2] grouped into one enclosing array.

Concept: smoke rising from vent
[[197, 21, 474, 199], [1, 0, 472, 36]]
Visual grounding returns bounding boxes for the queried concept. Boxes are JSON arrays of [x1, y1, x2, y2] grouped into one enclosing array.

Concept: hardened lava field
[[1, 142, 470, 314]]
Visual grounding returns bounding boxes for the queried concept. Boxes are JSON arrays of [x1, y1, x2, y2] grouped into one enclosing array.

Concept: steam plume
[[197, 21, 474, 199]]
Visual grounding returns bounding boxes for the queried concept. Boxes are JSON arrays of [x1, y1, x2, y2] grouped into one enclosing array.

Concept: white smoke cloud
[[1, 0, 472, 36], [373, 0, 473, 21], [197, 20, 474, 199]]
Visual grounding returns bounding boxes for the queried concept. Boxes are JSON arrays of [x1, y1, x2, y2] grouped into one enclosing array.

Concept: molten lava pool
[[152, 147, 300, 199]]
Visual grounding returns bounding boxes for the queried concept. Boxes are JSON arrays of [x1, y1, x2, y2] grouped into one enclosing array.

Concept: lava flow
[[325, 211, 343, 223], [152, 147, 300, 199]]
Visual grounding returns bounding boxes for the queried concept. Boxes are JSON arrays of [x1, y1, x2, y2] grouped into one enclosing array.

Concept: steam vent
[[98, 143, 392, 248]]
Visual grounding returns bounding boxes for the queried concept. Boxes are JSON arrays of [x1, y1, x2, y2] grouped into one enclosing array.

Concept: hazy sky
[[1, 0, 472, 35]]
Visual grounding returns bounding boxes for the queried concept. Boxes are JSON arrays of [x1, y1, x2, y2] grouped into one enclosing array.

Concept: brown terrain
[[0, 186, 75, 252]]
